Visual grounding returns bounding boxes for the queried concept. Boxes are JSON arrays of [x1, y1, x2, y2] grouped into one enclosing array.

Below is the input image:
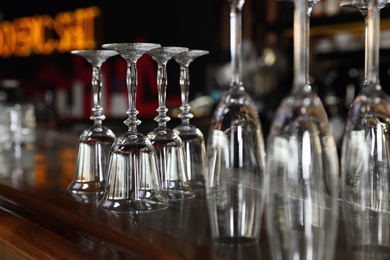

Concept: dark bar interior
[[2, 0, 390, 259]]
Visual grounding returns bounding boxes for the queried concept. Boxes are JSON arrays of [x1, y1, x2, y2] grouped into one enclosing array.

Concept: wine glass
[[205, 0, 266, 245], [97, 43, 169, 214], [68, 49, 118, 204], [146, 46, 196, 202], [340, 0, 390, 258], [173, 49, 209, 194], [265, 0, 340, 259]]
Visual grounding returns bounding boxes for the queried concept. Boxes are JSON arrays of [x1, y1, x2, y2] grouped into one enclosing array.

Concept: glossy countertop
[[0, 129, 348, 259]]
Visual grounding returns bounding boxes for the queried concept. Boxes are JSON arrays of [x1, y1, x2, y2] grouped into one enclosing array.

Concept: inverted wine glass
[[340, 0, 390, 258], [97, 43, 169, 214], [265, 0, 340, 259], [146, 46, 195, 202], [68, 49, 117, 203], [173, 49, 209, 194], [205, 0, 266, 245]]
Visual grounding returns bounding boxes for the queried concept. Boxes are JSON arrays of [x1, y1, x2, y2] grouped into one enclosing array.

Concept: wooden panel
[[0, 207, 94, 259], [0, 183, 216, 259]]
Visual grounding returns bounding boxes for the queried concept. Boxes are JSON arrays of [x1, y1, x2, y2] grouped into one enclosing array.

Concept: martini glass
[[68, 49, 117, 203], [205, 0, 266, 245], [173, 49, 209, 193], [265, 0, 340, 259], [97, 43, 168, 214], [340, 0, 390, 258], [146, 46, 195, 202]]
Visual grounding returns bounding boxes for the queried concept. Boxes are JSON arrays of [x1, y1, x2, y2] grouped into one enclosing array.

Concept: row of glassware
[[68, 0, 390, 259], [68, 44, 209, 209]]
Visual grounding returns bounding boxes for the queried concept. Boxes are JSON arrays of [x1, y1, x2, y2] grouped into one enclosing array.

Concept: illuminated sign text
[[0, 6, 100, 58]]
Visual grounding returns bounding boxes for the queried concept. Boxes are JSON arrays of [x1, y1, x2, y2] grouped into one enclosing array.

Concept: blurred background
[[2, 0, 390, 148]]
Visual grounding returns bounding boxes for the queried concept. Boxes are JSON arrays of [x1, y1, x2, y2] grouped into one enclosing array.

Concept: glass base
[[68, 190, 103, 204], [68, 181, 105, 193], [162, 187, 195, 202], [98, 196, 169, 214], [212, 236, 259, 247]]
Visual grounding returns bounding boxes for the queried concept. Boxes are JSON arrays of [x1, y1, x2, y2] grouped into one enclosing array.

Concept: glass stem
[[90, 65, 105, 125], [367, 0, 380, 87], [364, 15, 369, 83], [229, 0, 245, 89], [292, 0, 314, 93], [178, 64, 193, 125], [155, 63, 170, 128], [125, 61, 140, 133]]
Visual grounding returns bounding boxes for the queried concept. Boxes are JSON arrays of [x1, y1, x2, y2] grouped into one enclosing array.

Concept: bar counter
[[0, 129, 348, 259]]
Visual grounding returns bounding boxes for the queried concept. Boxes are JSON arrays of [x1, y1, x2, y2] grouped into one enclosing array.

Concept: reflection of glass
[[68, 50, 117, 203], [205, 0, 266, 245], [173, 49, 209, 192], [265, 0, 339, 259], [0, 145, 35, 183], [0, 103, 36, 150], [98, 43, 168, 214], [340, 0, 390, 258], [146, 46, 195, 202]]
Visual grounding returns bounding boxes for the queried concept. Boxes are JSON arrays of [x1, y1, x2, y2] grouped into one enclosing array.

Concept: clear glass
[[97, 43, 169, 214], [265, 0, 340, 259], [146, 46, 195, 202], [340, 0, 390, 258], [68, 50, 117, 204], [205, 0, 266, 245], [0, 103, 37, 149], [173, 49, 209, 194]]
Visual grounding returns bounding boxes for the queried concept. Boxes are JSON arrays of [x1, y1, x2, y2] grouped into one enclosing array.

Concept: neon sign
[[0, 6, 100, 58]]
